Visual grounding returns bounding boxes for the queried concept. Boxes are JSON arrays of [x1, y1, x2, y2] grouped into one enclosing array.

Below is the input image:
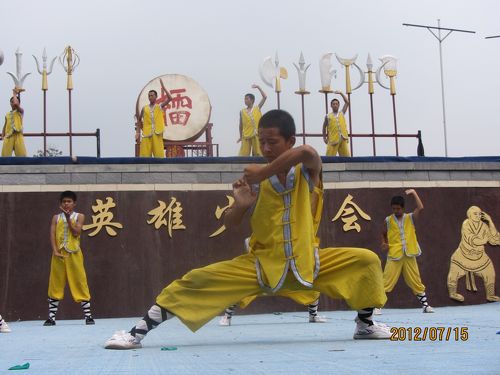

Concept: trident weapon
[[33, 48, 57, 156], [59, 46, 80, 157], [376, 55, 400, 155], [318, 53, 337, 115], [259, 52, 288, 109], [293, 52, 311, 144], [335, 54, 364, 156], [366, 54, 377, 155], [7, 47, 31, 94]]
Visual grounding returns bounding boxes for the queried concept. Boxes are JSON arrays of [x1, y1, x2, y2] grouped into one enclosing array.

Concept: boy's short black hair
[[331, 98, 340, 105], [245, 93, 255, 103], [60, 190, 77, 202], [259, 109, 296, 140], [390, 195, 405, 207], [148, 89, 158, 97]]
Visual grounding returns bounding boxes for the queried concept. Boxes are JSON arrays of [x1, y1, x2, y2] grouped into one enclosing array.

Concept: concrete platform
[[1, 303, 498, 374]]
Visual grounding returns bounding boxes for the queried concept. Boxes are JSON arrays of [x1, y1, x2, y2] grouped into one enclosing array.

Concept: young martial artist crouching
[[105, 109, 390, 349]]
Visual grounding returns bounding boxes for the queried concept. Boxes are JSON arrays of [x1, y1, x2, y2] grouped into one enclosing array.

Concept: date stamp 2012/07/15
[[390, 327, 469, 341]]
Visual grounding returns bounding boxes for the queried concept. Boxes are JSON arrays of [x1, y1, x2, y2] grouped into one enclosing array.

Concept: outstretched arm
[[334, 91, 349, 114], [252, 84, 267, 109], [244, 145, 322, 187], [406, 189, 423, 219]]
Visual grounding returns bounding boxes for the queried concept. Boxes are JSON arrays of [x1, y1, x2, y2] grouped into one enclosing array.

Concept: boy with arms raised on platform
[[105, 109, 390, 349], [322, 91, 350, 157], [237, 84, 267, 156], [1, 89, 27, 157], [44, 191, 95, 326], [136, 79, 173, 158]]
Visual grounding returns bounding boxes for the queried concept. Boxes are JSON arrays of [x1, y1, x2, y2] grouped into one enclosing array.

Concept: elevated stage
[[0, 156, 499, 321]]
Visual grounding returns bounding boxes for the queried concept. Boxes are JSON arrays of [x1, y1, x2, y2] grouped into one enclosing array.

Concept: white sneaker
[[373, 308, 382, 315], [309, 315, 327, 323], [353, 317, 391, 339], [218, 315, 231, 326], [104, 330, 142, 350], [0, 321, 11, 333], [423, 305, 435, 313]]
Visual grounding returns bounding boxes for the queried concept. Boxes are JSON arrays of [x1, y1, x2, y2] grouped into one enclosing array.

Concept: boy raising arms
[[380, 189, 434, 313], [105, 110, 389, 349], [322, 91, 350, 157], [44, 191, 95, 326], [237, 84, 267, 156]]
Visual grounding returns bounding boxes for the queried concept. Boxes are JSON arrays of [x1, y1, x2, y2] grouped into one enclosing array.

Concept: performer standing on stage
[[1, 89, 27, 157], [136, 79, 173, 158], [322, 91, 350, 157], [44, 191, 95, 326], [237, 84, 267, 156]]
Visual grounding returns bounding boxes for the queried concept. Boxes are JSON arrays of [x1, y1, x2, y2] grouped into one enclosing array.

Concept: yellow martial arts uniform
[[238, 107, 262, 156], [325, 112, 350, 157], [156, 165, 386, 332], [2, 110, 26, 157], [383, 213, 425, 294], [48, 212, 91, 302], [238, 179, 325, 308], [140, 104, 165, 158]]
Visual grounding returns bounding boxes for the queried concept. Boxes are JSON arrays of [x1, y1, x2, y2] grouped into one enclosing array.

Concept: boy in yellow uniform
[[105, 109, 389, 349], [136, 79, 173, 158], [379, 189, 434, 314], [237, 84, 267, 156], [44, 191, 95, 326], [1, 90, 27, 157], [322, 91, 350, 157]]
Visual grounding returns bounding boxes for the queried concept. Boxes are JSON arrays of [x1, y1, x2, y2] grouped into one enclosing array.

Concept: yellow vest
[[4, 111, 23, 138], [56, 212, 81, 253], [142, 104, 165, 137], [241, 107, 262, 139], [249, 164, 320, 292], [326, 112, 348, 145], [386, 213, 421, 260]]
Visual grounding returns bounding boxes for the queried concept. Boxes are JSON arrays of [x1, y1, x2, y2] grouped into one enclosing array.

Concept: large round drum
[[136, 74, 211, 142]]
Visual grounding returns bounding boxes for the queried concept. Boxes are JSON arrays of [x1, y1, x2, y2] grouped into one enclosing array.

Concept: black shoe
[[43, 318, 56, 326], [85, 317, 95, 325]]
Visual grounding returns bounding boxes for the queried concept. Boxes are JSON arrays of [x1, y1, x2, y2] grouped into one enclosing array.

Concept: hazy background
[[1, 0, 498, 157]]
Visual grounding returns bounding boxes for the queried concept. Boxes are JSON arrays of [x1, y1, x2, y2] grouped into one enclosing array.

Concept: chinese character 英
[[83, 197, 123, 237]]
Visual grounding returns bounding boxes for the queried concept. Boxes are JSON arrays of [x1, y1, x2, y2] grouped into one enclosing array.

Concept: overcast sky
[[1, 0, 499, 158]]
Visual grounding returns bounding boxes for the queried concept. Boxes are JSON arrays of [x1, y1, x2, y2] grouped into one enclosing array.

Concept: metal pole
[[43, 90, 47, 156], [391, 94, 399, 156], [438, 19, 448, 157], [369, 93, 376, 156], [276, 92, 280, 110], [347, 93, 353, 156], [402, 21, 475, 157], [96, 128, 101, 157], [68, 90, 73, 157], [300, 93, 306, 144]]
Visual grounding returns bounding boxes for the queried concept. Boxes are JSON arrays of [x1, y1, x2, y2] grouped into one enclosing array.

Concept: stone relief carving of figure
[[447, 206, 500, 302]]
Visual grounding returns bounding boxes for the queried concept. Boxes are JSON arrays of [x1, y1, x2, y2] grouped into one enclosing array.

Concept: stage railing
[[297, 130, 425, 156]]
